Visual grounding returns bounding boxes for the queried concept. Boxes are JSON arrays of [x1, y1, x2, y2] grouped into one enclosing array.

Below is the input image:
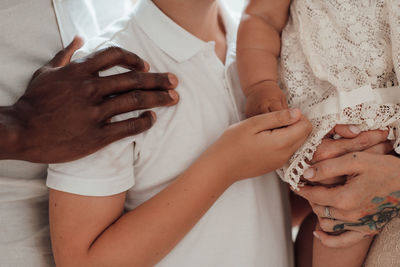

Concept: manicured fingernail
[[143, 61, 150, 71], [303, 168, 315, 179], [168, 90, 178, 100], [349, 125, 361, 134], [168, 73, 178, 87], [313, 231, 321, 240], [290, 108, 300, 119]]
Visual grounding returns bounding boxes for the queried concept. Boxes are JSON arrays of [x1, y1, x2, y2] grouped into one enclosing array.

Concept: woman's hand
[[204, 108, 312, 184], [297, 152, 400, 247]]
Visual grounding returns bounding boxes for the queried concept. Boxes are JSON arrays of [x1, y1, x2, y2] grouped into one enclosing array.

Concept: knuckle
[[275, 110, 291, 124], [256, 102, 272, 114], [356, 134, 371, 149], [81, 80, 98, 98], [106, 46, 124, 60], [336, 195, 354, 211], [90, 106, 102, 120], [130, 72, 145, 88], [128, 91, 142, 107]]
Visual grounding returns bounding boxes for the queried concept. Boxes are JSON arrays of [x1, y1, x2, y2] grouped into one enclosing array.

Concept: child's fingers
[[269, 101, 285, 112], [274, 115, 312, 147], [313, 230, 366, 248], [247, 108, 302, 133]]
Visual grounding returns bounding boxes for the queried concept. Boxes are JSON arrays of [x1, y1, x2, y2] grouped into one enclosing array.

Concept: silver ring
[[324, 206, 334, 219]]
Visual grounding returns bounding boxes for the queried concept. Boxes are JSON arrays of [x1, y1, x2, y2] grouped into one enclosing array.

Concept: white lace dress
[[278, 0, 400, 189]]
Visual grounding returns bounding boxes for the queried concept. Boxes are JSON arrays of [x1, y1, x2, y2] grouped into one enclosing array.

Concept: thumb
[[247, 108, 302, 133], [48, 36, 84, 68]]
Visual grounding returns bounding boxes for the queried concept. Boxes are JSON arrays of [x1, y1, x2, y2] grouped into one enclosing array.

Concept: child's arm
[[237, 0, 291, 117], [313, 224, 373, 267], [50, 110, 312, 267]]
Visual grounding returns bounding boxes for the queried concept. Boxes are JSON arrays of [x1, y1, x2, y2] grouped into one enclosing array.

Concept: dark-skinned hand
[[0, 37, 179, 163]]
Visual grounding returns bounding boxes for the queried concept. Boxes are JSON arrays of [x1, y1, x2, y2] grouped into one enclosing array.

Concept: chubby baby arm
[[237, 0, 290, 117]]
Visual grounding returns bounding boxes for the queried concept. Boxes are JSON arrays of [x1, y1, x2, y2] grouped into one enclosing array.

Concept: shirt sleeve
[[46, 43, 138, 197]]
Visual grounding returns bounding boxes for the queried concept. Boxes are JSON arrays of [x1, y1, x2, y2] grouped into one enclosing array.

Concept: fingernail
[[313, 231, 321, 240], [143, 61, 150, 71], [303, 168, 315, 179], [150, 111, 157, 122], [168, 73, 178, 87], [349, 125, 361, 134], [290, 108, 300, 119], [168, 90, 178, 100]]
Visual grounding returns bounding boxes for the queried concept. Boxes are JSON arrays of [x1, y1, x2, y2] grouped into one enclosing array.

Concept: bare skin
[[50, 109, 311, 267], [0, 37, 179, 163]]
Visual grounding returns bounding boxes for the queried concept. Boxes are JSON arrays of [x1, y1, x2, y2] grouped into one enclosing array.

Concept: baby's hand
[[203, 109, 312, 184], [245, 81, 288, 118]]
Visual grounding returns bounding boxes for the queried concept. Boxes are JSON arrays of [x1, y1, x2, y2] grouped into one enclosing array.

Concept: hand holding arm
[[0, 37, 179, 163]]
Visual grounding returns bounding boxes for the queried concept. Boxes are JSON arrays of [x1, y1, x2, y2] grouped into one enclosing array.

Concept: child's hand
[[245, 81, 288, 118], [203, 109, 312, 183]]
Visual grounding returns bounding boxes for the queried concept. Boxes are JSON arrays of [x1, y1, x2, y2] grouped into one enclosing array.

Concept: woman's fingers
[[304, 152, 364, 183], [313, 230, 366, 248], [364, 141, 394, 155], [333, 125, 361, 138], [297, 185, 343, 207], [312, 130, 389, 163], [246, 108, 302, 133], [311, 204, 362, 222]]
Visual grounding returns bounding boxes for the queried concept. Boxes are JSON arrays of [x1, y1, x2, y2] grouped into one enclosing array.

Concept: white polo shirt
[[47, 1, 294, 266]]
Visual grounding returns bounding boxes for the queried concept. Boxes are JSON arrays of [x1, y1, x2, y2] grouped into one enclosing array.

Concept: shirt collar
[[132, 0, 238, 63]]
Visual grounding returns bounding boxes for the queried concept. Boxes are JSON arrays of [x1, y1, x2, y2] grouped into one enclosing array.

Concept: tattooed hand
[[295, 125, 399, 247], [297, 152, 400, 247]]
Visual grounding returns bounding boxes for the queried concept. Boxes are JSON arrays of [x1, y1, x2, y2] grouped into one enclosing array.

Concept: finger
[[318, 218, 375, 234], [304, 152, 364, 182], [314, 230, 366, 248], [364, 141, 393, 155], [103, 111, 156, 141], [312, 130, 389, 163], [312, 204, 360, 222], [49, 36, 84, 68], [99, 72, 178, 96], [84, 46, 150, 73], [247, 108, 302, 133], [268, 101, 284, 112], [101, 90, 179, 119], [297, 185, 342, 206], [274, 115, 312, 147], [333, 125, 362, 138]]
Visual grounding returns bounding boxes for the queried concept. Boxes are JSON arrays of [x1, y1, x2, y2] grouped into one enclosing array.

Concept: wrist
[[244, 80, 279, 97], [0, 106, 23, 160], [194, 147, 237, 188]]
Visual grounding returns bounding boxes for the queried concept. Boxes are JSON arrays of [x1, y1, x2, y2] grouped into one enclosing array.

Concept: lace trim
[[280, 103, 400, 189]]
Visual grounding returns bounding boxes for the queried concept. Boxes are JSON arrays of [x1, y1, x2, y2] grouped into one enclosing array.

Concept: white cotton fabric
[[47, 1, 294, 266], [278, 0, 400, 188]]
